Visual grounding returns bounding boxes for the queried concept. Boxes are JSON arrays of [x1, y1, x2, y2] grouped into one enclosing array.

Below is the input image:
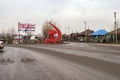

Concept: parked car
[[0, 41, 4, 51], [80, 39, 84, 42]]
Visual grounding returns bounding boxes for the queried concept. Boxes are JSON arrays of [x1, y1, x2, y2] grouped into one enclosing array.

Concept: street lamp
[[114, 12, 117, 43], [84, 21, 87, 42]]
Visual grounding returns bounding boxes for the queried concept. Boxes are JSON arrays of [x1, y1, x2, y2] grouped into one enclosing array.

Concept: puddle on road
[[0, 51, 4, 53], [0, 58, 14, 65], [21, 57, 36, 62]]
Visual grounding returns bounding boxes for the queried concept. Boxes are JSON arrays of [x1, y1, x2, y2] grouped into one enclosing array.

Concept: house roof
[[62, 34, 70, 37], [71, 33, 79, 36], [108, 28, 120, 35], [90, 29, 108, 36], [79, 29, 94, 36]]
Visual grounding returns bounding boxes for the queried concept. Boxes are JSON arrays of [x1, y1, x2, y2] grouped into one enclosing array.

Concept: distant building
[[62, 34, 70, 41], [78, 29, 94, 42], [13, 35, 23, 44], [108, 28, 120, 43], [90, 29, 108, 43], [70, 33, 79, 41]]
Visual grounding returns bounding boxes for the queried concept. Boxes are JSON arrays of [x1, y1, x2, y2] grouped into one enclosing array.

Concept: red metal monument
[[44, 22, 62, 44]]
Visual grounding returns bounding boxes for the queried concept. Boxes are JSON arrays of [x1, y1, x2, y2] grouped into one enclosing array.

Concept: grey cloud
[[0, 0, 120, 33]]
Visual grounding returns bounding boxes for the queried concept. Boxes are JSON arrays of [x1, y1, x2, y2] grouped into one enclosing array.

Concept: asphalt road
[[0, 42, 120, 80]]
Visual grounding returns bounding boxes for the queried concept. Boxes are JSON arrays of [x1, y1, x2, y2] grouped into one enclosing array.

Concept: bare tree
[[5, 27, 16, 44], [11, 27, 16, 35], [42, 21, 53, 38]]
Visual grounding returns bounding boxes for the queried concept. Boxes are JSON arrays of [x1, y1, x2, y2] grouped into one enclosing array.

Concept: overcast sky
[[0, 0, 120, 34]]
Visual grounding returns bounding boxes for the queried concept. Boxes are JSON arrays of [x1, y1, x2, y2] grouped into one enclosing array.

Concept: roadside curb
[[91, 43, 120, 48]]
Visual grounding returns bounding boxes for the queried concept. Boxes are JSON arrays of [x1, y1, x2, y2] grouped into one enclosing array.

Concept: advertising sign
[[18, 22, 36, 32]]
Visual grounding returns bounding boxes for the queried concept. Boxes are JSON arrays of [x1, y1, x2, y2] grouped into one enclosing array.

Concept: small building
[[62, 34, 70, 41], [70, 33, 79, 41], [13, 35, 23, 44], [90, 29, 108, 43], [108, 28, 120, 43], [78, 29, 94, 42]]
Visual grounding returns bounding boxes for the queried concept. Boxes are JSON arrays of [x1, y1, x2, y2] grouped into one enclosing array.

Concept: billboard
[[18, 22, 36, 32]]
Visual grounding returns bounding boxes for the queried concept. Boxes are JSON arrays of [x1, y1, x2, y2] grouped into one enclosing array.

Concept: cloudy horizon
[[0, 0, 120, 34]]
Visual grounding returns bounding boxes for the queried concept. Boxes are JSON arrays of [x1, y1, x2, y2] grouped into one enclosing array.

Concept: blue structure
[[90, 29, 108, 43], [90, 29, 108, 36]]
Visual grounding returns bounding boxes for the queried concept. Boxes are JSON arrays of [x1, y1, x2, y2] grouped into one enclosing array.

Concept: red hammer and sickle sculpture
[[44, 22, 62, 44]]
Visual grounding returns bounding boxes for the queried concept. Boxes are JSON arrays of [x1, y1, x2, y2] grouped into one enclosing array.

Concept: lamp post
[[114, 12, 117, 43], [84, 21, 87, 42]]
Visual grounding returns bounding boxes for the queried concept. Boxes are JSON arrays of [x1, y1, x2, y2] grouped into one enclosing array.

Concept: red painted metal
[[44, 22, 62, 44]]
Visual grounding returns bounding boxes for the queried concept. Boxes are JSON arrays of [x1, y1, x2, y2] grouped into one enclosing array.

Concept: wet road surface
[[0, 42, 120, 80]]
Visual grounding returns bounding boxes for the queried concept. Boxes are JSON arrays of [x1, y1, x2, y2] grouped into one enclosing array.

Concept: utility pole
[[65, 27, 66, 34], [84, 21, 87, 42], [68, 27, 70, 34], [114, 12, 117, 43], [18, 22, 20, 44]]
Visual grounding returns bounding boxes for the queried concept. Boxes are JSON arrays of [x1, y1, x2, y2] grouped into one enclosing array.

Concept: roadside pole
[[114, 12, 117, 43], [84, 21, 87, 42], [18, 22, 20, 44]]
